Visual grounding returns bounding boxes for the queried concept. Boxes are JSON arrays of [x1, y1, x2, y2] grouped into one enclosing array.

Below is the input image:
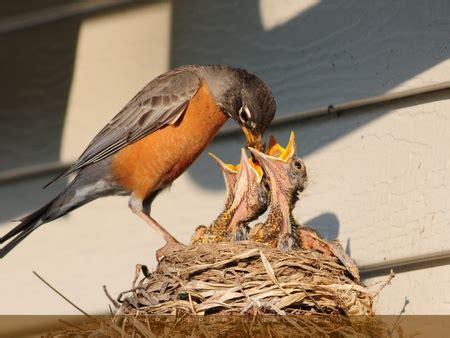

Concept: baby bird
[[191, 150, 269, 243], [249, 132, 306, 251], [226, 149, 269, 241], [210, 152, 240, 210], [191, 153, 238, 244]]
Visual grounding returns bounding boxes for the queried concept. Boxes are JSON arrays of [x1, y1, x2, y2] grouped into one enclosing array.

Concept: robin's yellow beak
[[242, 127, 263, 151]]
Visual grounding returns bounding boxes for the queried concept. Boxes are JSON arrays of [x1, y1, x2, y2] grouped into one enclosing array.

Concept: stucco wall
[[0, 0, 449, 315]]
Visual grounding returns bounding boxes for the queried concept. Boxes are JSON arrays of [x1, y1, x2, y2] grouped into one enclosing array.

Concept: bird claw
[[156, 245, 168, 262], [156, 242, 185, 262]]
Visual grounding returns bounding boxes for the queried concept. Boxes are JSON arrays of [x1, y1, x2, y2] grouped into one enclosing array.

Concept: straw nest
[[114, 241, 375, 316], [48, 242, 397, 337]]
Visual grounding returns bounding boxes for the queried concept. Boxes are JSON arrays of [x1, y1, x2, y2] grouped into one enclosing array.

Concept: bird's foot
[[277, 233, 300, 252], [156, 241, 185, 262]]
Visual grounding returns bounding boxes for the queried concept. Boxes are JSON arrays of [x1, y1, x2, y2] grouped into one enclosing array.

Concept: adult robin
[[0, 64, 276, 258]]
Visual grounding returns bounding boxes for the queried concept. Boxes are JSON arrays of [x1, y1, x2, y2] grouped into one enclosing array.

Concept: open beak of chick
[[226, 148, 265, 241], [208, 152, 239, 208], [248, 131, 297, 188], [233, 149, 263, 200]]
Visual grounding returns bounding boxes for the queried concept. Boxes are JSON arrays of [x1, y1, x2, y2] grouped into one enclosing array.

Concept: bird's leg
[[129, 194, 180, 246]]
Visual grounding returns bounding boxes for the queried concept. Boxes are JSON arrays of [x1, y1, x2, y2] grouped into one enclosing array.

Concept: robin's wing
[[46, 68, 201, 186]]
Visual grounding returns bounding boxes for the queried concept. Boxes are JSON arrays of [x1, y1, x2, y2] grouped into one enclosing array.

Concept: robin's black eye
[[294, 160, 302, 170], [239, 106, 251, 123]]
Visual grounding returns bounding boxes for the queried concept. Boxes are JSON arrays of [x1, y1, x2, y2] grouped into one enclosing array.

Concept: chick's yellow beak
[[208, 152, 240, 173]]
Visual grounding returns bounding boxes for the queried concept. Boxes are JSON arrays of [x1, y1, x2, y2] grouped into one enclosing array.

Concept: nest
[[115, 242, 374, 316], [47, 242, 397, 337]]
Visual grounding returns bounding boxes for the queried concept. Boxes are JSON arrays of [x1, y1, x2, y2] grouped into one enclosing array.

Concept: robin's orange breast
[[112, 82, 228, 199]]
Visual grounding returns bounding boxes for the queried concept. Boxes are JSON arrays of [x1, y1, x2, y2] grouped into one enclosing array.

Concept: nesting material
[[115, 242, 374, 316], [47, 242, 395, 337]]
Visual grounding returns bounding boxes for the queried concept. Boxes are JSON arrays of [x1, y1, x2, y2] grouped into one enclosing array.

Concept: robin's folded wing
[[46, 67, 201, 186]]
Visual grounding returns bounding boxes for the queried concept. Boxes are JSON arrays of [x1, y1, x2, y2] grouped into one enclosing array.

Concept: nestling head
[[249, 131, 307, 195]]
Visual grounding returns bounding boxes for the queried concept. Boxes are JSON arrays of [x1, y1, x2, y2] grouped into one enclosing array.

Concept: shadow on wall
[[0, 16, 80, 172], [304, 212, 340, 241], [170, 0, 450, 114]]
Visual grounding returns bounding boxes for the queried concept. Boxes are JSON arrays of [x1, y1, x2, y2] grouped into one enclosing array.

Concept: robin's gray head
[[203, 66, 276, 150], [235, 71, 276, 150]]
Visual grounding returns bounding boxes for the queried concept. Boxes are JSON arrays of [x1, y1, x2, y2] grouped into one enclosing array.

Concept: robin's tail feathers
[[0, 200, 54, 258]]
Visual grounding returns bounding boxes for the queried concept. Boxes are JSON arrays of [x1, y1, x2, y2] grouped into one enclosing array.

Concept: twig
[[32, 271, 94, 320], [373, 269, 395, 297], [388, 296, 409, 336], [103, 285, 120, 309]]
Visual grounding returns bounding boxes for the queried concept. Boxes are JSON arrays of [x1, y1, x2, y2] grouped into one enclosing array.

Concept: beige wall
[[1, 0, 449, 315]]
